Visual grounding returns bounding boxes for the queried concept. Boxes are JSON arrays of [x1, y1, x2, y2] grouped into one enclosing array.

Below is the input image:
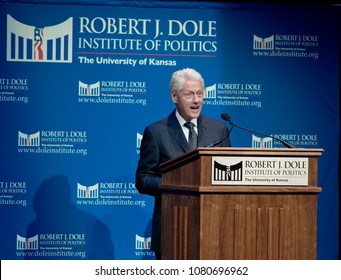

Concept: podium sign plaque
[[212, 156, 309, 186]]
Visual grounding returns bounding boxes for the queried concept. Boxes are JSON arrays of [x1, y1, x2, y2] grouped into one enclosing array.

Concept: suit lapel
[[197, 115, 208, 147], [167, 110, 191, 152]]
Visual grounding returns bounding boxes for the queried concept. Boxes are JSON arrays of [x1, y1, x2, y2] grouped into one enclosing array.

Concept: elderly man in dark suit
[[135, 68, 231, 259]]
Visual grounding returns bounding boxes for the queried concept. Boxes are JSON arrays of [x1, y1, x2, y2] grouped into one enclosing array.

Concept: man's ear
[[171, 91, 177, 103]]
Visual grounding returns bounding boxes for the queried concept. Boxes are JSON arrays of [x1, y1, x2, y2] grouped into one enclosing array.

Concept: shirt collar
[[175, 110, 198, 127]]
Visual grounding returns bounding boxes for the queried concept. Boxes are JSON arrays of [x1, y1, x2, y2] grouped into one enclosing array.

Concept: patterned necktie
[[184, 122, 198, 150]]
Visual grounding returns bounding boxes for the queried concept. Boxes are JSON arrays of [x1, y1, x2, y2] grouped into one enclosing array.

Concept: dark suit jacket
[[135, 109, 231, 253]]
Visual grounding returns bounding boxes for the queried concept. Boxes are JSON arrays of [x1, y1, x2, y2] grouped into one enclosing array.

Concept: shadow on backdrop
[[25, 174, 114, 259]]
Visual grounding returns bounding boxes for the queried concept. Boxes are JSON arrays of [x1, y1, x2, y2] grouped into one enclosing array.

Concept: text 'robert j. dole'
[[78, 17, 217, 39]]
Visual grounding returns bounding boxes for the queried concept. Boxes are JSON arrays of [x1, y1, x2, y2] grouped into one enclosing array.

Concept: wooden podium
[[160, 147, 323, 260]]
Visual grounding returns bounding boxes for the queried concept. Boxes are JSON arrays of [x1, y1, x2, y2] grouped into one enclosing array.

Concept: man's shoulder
[[144, 116, 170, 135], [147, 111, 176, 128], [148, 116, 168, 127], [200, 114, 225, 125]]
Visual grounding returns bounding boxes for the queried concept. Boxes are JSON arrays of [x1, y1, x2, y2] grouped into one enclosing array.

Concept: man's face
[[171, 80, 204, 121]]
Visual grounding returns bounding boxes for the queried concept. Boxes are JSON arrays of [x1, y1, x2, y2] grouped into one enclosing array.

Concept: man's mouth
[[191, 105, 199, 110]]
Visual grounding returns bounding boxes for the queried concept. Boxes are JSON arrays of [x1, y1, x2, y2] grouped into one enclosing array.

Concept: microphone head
[[221, 113, 230, 121]]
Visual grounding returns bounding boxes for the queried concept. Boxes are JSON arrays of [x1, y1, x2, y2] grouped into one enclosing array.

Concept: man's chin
[[189, 111, 201, 119]]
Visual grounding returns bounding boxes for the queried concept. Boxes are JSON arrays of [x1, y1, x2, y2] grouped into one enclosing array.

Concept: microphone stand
[[221, 114, 296, 149]]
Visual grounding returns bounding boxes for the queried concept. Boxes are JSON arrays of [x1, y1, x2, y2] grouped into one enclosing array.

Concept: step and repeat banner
[[0, 1, 340, 260]]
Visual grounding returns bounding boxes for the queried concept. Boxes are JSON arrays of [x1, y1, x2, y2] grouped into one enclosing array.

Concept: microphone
[[205, 121, 232, 147], [205, 137, 227, 147], [221, 113, 296, 148]]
